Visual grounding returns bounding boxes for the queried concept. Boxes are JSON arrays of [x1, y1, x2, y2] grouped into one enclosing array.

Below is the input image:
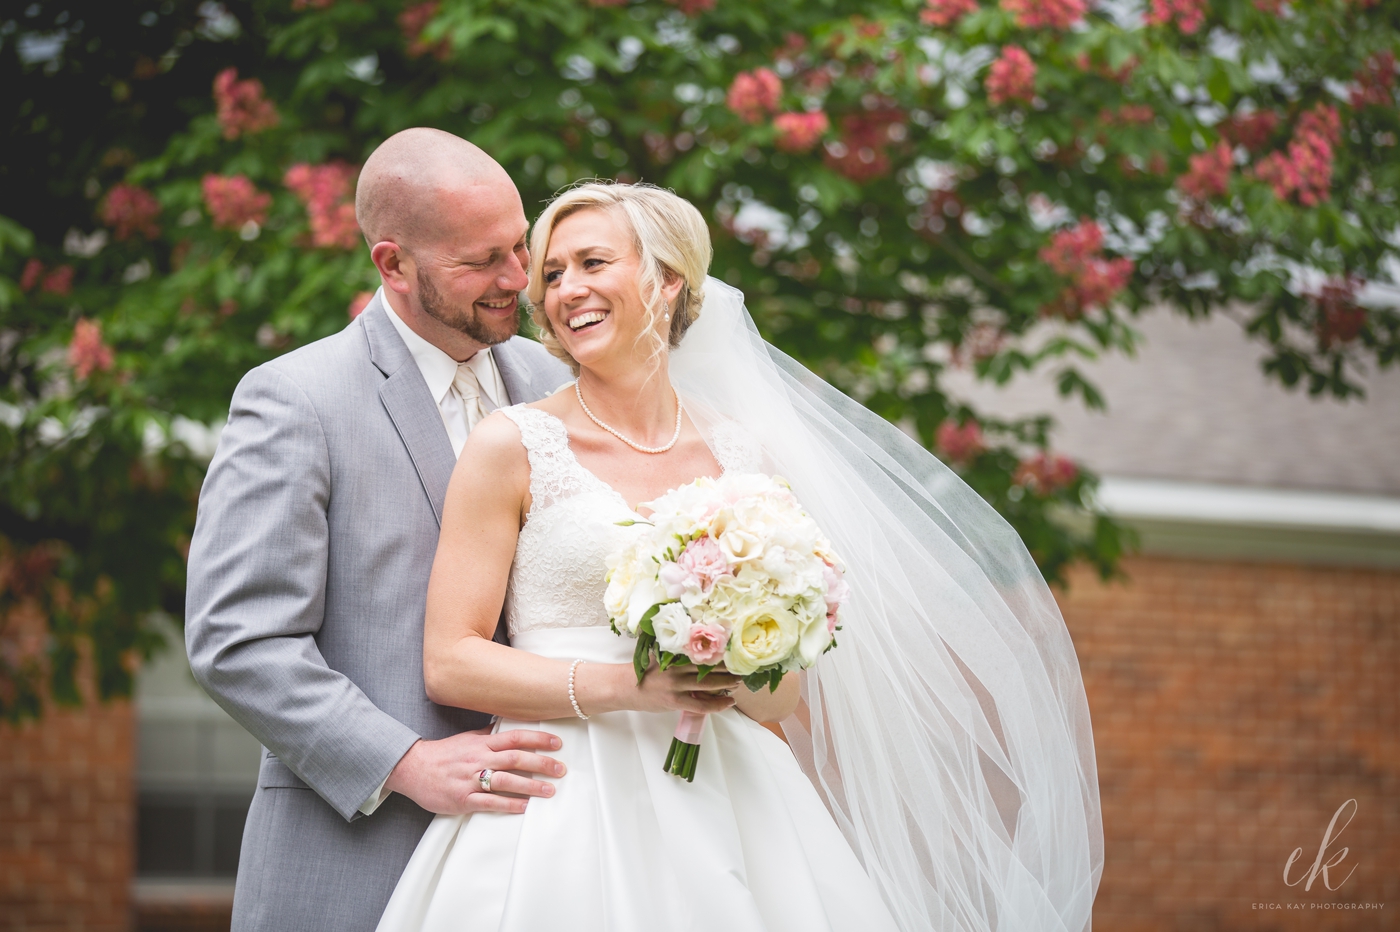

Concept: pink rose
[[686, 623, 728, 665], [678, 536, 732, 591]]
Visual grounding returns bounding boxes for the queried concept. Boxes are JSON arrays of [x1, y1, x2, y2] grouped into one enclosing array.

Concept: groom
[[185, 128, 573, 930]]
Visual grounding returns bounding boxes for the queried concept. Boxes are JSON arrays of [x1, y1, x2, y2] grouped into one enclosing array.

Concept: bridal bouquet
[[604, 473, 848, 781]]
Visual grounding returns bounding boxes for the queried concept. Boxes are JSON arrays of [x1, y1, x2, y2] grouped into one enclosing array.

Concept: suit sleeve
[[185, 365, 420, 821]]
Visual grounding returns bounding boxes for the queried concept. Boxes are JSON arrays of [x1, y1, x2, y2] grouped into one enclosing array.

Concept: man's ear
[[370, 241, 413, 295]]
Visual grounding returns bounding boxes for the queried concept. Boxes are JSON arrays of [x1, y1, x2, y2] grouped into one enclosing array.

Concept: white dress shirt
[[382, 300, 508, 457], [359, 297, 509, 815]]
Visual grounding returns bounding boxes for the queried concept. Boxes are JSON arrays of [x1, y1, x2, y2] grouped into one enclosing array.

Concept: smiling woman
[[526, 183, 710, 377]]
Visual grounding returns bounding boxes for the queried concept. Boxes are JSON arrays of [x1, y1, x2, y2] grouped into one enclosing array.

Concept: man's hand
[[383, 729, 565, 815]]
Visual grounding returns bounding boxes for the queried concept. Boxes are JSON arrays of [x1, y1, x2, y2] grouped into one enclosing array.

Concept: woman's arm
[[732, 673, 800, 723], [422, 413, 739, 721]]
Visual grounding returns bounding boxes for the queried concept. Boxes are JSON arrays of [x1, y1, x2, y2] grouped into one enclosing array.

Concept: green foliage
[[2, 0, 1397, 719]]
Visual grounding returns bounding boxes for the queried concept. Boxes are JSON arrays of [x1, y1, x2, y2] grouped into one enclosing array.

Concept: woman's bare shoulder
[[456, 410, 529, 477]]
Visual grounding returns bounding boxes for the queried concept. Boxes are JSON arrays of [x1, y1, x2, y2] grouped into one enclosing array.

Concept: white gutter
[[1093, 477, 1400, 535]]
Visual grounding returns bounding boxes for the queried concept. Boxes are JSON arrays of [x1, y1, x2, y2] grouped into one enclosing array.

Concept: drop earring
[[663, 300, 670, 321]]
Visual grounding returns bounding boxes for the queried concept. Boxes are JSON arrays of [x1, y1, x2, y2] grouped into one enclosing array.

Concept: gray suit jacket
[[185, 291, 571, 931]]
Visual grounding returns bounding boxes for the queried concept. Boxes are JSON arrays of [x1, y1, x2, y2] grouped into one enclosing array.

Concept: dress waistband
[[510, 625, 636, 664]]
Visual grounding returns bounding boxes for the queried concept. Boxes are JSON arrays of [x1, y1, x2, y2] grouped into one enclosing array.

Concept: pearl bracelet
[[568, 659, 590, 720]]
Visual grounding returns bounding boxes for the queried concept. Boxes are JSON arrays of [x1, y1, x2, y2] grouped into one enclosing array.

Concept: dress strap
[[498, 405, 591, 516]]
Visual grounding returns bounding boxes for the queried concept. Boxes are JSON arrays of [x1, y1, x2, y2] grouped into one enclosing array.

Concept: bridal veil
[[671, 278, 1103, 932]]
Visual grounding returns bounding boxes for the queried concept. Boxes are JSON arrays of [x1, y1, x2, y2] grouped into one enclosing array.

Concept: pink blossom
[[824, 107, 904, 182], [42, 265, 74, 296], [19, 258, 43, 292], [1177, 142, 1234, 200], [1351, 51, 1396, 109], [685, 623, 728, 665], [920, 0, 979, 27], [1014, 452, 1079, 493], [1311, 278, 1368, 348], [678, 536, 732, 591], [212, 68, 279, 140], [1039, 219, 1134, 315], [202, 174, 272, 230], [937, 420, 984, 463], [1072, 257, 1134, 308], [1252, 0, 1284, 12], [284, 162, 362, 249], [1001, 0, 1086, 29], [773, 111, 829, 153], [1102, 103, 1155, 126], [1254, 151, 1301, 201], [1297, 103, 1341, 147], [348, 292, 374, 319], [727, 69, 783, 124], [399, 2, 450, 59], [100, 184, 161, 241], [986, 46, 1036, 106], [1144, 0, 1207, 33], [1252, 104, 1340, 207], [664, 0, 716, 14], [1220, 110, 1279, 152], [1040, 220, 1104, 276], [69, 318, 114, 379]]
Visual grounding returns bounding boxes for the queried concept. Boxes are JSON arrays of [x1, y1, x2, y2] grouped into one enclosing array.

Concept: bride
[[376, 183, 1102, 932]]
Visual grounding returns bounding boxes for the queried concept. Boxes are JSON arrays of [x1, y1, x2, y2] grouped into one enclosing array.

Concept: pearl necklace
[[574, 380, 683, 454]]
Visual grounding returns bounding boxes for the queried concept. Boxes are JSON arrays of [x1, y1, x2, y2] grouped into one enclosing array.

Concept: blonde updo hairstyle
[[526, 182, 712, 375]]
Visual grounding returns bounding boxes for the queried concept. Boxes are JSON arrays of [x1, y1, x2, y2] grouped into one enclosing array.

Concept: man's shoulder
[[238, 319, 372, 401], [265, 319, 369, 381], [497, 334, 572, 396]]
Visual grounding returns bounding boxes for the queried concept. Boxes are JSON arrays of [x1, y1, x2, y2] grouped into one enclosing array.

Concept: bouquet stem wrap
[[665, 711, 708, 781]]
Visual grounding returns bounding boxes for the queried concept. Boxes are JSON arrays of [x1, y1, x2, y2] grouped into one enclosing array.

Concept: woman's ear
[[660, 268, 686, 307]]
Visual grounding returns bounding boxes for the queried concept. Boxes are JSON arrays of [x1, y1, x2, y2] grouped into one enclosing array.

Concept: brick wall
[[1058, 556, 1399, 931], [0, 696, 134, 932]]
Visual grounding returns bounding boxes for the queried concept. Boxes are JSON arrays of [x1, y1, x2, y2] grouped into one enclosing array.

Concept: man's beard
[[416, 266, 518, 346]]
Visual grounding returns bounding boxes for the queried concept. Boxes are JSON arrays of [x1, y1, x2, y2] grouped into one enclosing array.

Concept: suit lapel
[[362, 292, 455, 526]]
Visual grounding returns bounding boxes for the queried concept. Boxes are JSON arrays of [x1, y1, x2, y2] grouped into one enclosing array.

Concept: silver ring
[[478, 768, 495, 793]]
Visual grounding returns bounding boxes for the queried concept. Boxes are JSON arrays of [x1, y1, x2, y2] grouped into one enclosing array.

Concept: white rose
[[603, 549, 641, 627], [794, 594, 833, 666], [651, 602, 694, 654], [724, 599, 799, 675], [625, 573, 667, 635]]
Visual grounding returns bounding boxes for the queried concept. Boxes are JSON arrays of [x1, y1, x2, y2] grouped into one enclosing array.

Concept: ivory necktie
[[445, 356, 499, 457]]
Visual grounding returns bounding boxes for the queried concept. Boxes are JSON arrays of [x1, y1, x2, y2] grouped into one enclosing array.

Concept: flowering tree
[[2, 0, 1397, 718]]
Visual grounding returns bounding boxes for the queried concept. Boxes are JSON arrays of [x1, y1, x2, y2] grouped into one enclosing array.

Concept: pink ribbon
[[674, 710, 706, 744]]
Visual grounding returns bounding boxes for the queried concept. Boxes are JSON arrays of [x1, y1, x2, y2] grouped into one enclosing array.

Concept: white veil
[[669, 278, 1103, 932]]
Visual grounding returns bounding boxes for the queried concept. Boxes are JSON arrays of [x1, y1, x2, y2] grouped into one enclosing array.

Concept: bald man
[[186, 129, 573, 931]]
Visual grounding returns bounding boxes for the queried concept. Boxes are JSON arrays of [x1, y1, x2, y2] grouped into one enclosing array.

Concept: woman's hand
[[574, 661, 740, 716]]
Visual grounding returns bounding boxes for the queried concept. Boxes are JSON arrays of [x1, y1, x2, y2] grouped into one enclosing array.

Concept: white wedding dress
[[376, 404, 900, 932]]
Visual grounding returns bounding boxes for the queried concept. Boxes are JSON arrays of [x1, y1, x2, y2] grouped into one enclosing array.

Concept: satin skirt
[[375, 626, 899, 932]]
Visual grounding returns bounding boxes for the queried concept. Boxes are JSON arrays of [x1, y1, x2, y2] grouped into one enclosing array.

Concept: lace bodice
[[499, 405, 760, 638]]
